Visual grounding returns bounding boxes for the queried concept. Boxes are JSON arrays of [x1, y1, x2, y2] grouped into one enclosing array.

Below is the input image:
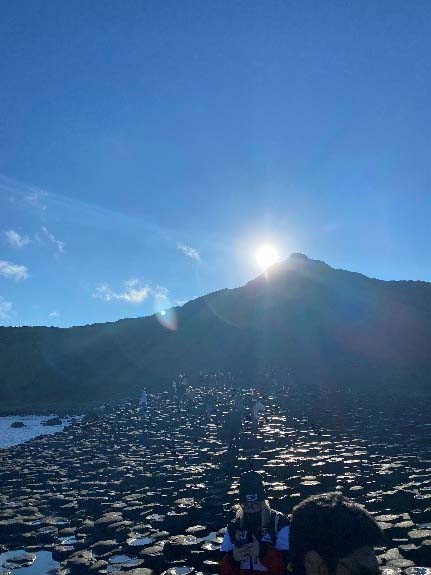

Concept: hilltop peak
[[266, 252, 331, 275], [289, 252, 310, 261]]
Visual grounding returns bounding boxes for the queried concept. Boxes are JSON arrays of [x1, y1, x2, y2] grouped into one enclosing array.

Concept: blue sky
[[1, 1, 431, 327]]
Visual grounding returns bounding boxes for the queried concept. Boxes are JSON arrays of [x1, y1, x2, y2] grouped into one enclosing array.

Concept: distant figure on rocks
[[220, 471, 290, 575], [176, 378, 186, 405], [252, 397, 265, 433], [222, 408, 242, 453], [185, 385, 196, 406], [205, 396, 215, 420], [139, 389, 148, 413], [234, 393, 246, 427], [289, 493, 383, 575]]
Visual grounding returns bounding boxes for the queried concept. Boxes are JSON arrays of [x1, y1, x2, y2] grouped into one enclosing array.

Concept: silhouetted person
[[252, 397, 265, 433], [139, 389, 148, 414], [289, 493, 383, 575], [234, 393, 246, 427], [205, 396, 215, 420], [222, 408, 242, 453]]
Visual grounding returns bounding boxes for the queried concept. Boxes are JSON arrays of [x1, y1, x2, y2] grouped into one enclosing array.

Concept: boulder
[[90, 539, 119, 554], [139, 545, 167, 572], [42, 417, 63, 426]]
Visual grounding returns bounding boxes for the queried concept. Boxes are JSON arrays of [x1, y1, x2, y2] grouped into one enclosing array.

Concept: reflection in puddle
[[128, 536, 154, 546], [201, 532, 218, 542], [146, 513, 165, 521], [165, 567, 194, 575], [106, 555, 143, 573], [0, 550, 59, 575]]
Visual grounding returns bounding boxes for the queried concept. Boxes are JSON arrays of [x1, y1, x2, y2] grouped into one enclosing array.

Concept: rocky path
[[1, 386, 431, 574]]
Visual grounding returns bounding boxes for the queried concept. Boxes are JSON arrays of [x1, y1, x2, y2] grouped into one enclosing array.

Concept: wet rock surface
[[1, 382, 431, 573]]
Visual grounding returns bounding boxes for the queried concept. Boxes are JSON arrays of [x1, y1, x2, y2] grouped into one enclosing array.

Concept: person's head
[[290, 493, 383, 575], [237, 471, 270, 529]]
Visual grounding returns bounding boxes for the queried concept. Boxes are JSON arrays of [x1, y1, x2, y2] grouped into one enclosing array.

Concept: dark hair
[[290, 493, 383, 575]]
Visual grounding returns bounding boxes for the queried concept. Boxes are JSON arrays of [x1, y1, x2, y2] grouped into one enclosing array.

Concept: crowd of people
[[136, 372, 384, 575]]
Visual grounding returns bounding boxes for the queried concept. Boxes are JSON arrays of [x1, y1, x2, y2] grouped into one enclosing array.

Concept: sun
[[255, 244, 280, 271]]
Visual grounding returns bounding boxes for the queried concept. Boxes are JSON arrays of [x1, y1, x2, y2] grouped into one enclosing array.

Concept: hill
[[1, 253, 431, 411]]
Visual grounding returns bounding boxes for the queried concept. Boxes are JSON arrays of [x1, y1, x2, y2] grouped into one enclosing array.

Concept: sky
[[1, 1, 431, 327]]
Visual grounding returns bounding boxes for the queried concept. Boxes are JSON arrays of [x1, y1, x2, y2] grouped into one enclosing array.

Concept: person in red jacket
[[220, 471, 290, 575]]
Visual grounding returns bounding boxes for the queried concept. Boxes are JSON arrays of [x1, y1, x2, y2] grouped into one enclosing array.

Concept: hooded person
[[220, 471, 290, 575], [289, 493, 383, 575]]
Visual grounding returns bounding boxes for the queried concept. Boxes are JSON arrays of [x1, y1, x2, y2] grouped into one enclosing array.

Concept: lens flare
[[156, 307, 177, 331], [153, 293, 178, 331]]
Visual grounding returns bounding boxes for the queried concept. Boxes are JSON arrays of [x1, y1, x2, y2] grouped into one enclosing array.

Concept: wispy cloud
[[48, 310, 60, 325], [35, 226, 65, 254], [3, 229, 31, 249], [0, 296, 13, 319], [0, 174, 48, 211], [93, 279, 151, 304], [1, 173, 176, 259], [0, 260, 29, 281], [177, 242, 201, 262], [25, 190, 48, 211]]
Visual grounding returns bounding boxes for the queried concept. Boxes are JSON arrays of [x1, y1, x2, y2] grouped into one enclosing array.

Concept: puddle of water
[[146, 514, 165, 521], [128, 536, 154, 546], [165, 567, 194, 575], [60, 537, 78, 545], [181, 536, 200, 545], [201, 532, 218, 542], [201, 542, 219, 551], [28, 521, 44, 527], [108, 555, 133, 564], [106, 555, 143, 573], [0, 550, 59, 575], [47, 518, 69, 527], [38, 527, 57, 535]]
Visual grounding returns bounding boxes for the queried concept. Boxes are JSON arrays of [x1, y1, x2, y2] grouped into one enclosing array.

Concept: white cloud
[[3, 229, 31, 249], [48, 310, 60, 325], [93, 279, 151, 304], [93, 280, 171, 307], [3, 226, 65, 255], [177, 242, 201, 262], [0, 260, 29, 281], [35, 226, 65, 254], [0, 296, 12, 319]]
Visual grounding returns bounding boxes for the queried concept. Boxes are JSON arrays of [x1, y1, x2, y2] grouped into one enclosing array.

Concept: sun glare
[[255, 244, 280, 271]]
